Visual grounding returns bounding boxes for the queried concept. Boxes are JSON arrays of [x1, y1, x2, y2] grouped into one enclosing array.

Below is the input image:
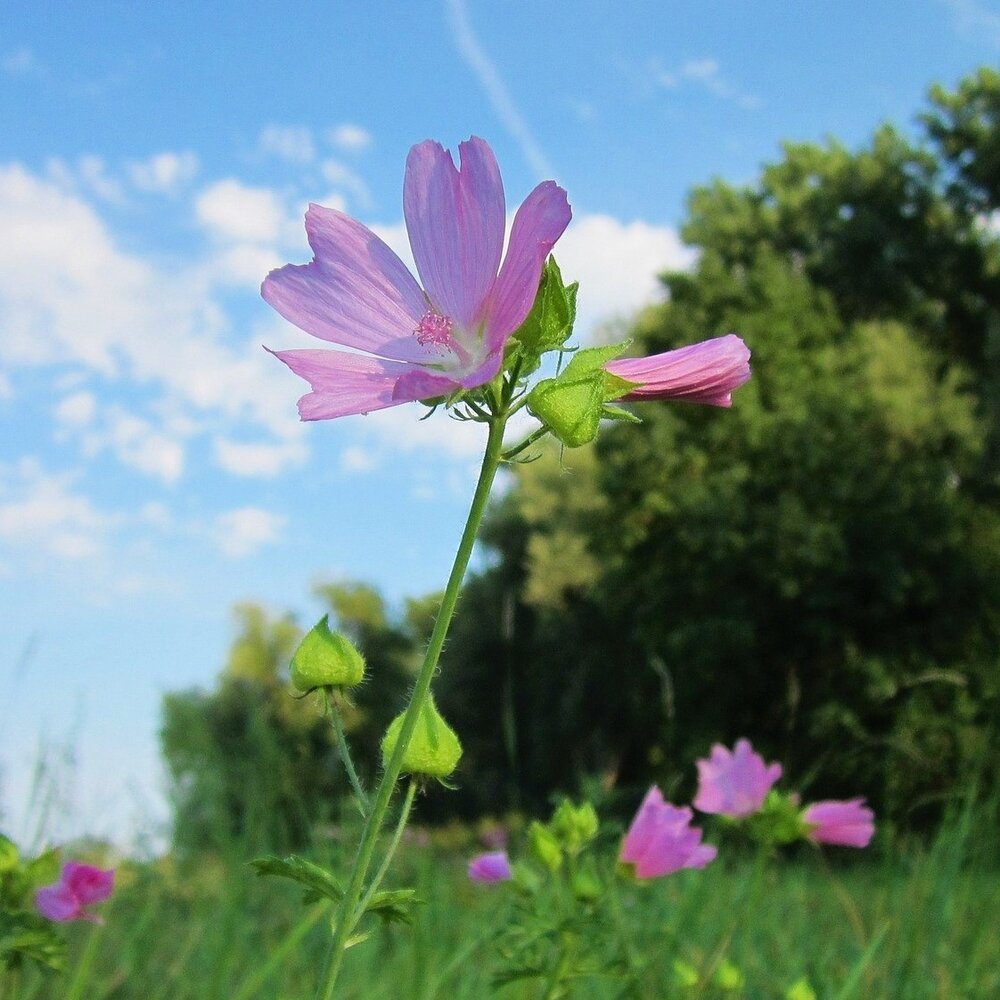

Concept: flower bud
[[290, 615, 365, 691], [527, 820, 563, 872], [550, 800, 599, 854], [381, 696, 462, 779]]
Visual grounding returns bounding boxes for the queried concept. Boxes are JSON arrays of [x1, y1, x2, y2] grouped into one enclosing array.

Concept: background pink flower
[[468, 850, 513, 883], [803, 798, 875, 847], [263, 136, 571, 420], [35, 861, 115, 923], [604, 334, 751, 407], [694, 738, 783, 818], [620, 786, 717, 879]]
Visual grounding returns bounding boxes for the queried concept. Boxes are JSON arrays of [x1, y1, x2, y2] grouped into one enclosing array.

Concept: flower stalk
[[316, 407, 509, 999]]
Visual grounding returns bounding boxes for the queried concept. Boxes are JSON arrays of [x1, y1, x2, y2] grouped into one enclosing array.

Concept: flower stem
[[315, 413, 508, 999], [324, 691, 369, 815]]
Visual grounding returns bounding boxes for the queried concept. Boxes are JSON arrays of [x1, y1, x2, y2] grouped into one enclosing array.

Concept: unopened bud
[[290, 615, 365, 691], [381, 696, 462, 780]]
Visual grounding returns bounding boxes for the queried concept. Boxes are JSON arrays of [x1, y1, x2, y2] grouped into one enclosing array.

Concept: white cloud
[[259, 125, 315, 164], [96, 409, 186, 484], [0, 459, 117, 561], [655, 57, 762, 111], [3, 48, 42, 77], [320, 159, 370, 206], [207, 243, 285, 288], [339, 445, 378, 473], [554, 213, 696, 338], [195, 179, 286, 242], [46, 155, 126, 203], [213, 436, 307, 477], [0, 164, 304, 459], [445, 0, 555, 180], [128, 151, 199, 193], [943, 0, 1000, 46], [328, 124, 372, 152], [213, 507, 286, 557], [54, 391, 97, 427]]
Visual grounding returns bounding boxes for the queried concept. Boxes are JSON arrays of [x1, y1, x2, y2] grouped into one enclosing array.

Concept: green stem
[[324, 691, 369, 814], [315, 413, 508, 1000], [353, 778, 418, 922]]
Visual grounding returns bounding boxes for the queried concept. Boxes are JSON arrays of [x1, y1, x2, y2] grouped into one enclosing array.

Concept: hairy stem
[[315, 413, 508, 999], [324, 691, 369, 815]]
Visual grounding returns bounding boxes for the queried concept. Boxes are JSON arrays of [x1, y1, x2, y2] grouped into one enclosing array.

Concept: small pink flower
[[264, 136, 571, 420], [620, 786, 717, 879], [468, 850, 513, 884], [604, 334, 751, 408], [803, 798, 875, 848], [36, 861, 115, 923], [694, 738, 783, 818]]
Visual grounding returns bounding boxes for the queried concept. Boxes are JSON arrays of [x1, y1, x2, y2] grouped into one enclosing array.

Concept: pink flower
[[35, 861, 115, 923], [803, 798, 875, 848], [263, 137, 571, 420], [619, 786, 717, 879], [604, 334, 751, 408], [468, 850, 513, 884], [694, 738, 783, 818]]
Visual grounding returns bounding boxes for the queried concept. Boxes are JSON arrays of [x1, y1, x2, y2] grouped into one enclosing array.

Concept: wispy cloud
[[942, 0, 1000, 47], [258, 124, 316, 164], [444, 0, 555, 180], [654, 57, 762, 111], [2, 47, 44, 78], [328, 124, 373, 153]]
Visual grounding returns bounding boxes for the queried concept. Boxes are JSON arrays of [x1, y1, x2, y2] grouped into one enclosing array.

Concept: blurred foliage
[[435, 69, 1000, 829]]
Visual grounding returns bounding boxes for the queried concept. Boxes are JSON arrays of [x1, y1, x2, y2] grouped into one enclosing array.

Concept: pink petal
[[804, 799, 875, 848], [484, 180, 572, 355], [36, 883, 80, 922], [606, 334, 751, 407], [262, 204, 431, 363], [693, 738, 782, 818], [404, 137, 505, 330], [63, 862, 115, 905], [269, 348, 449, 420], [468, 851, 513, 884], [620, 785, 667, 864]]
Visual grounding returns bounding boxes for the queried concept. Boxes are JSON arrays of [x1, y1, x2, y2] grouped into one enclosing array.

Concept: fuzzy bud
[[290, 615, 365, 691], [381, 696, 462, 779]]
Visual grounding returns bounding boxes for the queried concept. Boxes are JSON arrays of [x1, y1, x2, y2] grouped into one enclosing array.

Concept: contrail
[[445, 0, 557, 181]]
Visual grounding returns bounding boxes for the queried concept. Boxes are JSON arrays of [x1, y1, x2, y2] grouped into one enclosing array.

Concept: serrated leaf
[[248, 855, 343, 904], [363, 888, 423, 926]]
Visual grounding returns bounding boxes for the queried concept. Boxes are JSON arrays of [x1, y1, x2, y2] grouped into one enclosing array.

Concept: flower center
[[414, 310, 455, 351]]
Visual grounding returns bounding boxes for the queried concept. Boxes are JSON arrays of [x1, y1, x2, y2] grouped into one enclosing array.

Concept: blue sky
[[2, 0, 998, 850]]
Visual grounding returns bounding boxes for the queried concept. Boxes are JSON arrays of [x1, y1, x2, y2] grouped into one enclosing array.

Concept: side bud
[[550, 800, 599, 855], [381, 696, 462, 780], [290, 615, 365, 692]]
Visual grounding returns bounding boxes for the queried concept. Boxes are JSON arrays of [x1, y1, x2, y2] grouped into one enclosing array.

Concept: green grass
[[3, 807, 998, 1000]]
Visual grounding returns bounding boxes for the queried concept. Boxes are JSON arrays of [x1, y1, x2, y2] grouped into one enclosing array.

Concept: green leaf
[[248, 855, 344, 904], [362, 888, 423, 925]]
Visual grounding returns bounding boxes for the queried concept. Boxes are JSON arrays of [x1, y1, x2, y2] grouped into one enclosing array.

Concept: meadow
[[3, 798, 997, 1000]]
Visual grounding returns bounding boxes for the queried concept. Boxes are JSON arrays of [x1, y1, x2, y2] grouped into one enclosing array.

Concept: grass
[[3, 802, 998, 1000]]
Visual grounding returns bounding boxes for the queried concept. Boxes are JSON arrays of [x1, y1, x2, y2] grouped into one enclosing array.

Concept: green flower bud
[[528, 820, 563, 872], [570, 857, 602, 903], [551, 800, 599, 854], [715, 960, 745, 991], [290, 615, 365, 691], [381, 696, 462, 779]]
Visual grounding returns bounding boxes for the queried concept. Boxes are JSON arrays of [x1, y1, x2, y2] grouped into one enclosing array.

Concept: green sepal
[[600, 403, 642, 424], [510, 257, 578, 374], [525, 341, 639, 448], [290, 615, 365, 691], [381, 696, 463, 779], [248, 854, 344, 904], [743, 790, 810, 845], [363, 888, 423, 925]]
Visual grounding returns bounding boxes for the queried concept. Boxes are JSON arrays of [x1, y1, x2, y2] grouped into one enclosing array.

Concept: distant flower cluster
[[468, 738, 874, 887]]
